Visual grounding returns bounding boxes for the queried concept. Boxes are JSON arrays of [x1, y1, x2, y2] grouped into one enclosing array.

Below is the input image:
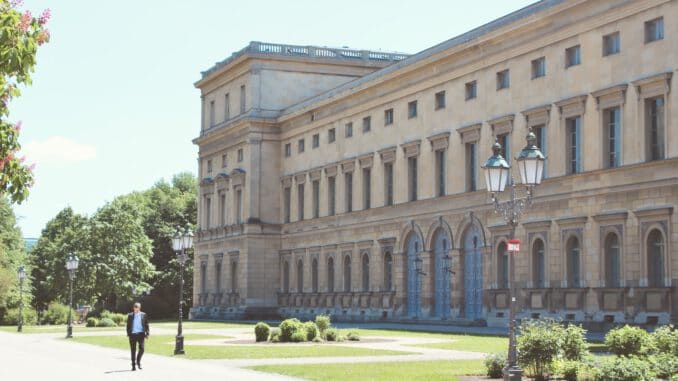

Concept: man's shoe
[[137, 362, 142, 370], [132, 365, 136, 371]]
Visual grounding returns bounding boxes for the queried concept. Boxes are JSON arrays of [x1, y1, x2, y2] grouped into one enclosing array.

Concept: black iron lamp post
[[172, 226, 193, 355], [17, 265, 26, 332], [65, 253, 79, 339], [481, 129, 545, 381]]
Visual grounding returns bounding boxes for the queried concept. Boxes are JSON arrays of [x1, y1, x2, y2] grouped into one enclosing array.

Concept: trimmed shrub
[[595, 356, 655, 381], [517, 319, 562, 380], [312, 336, 323, 343], [86, 317, 98, 327], [111, 313, 126, 327], [42, 302, 71, 325], [254, 322, 270, 342], [97, 317, 116, 327], [649, 353, 678, 380], [605, 325, 649, 357], [304, 321, 319, 341], [650, 325, 678, 356], [279, 318, 303, 342], [556, 360, 580, 381], [315, 314, 331, 335], [346, 331, 360, 341], [561, 324, 588, 361], [325, 328, 339, 342], [484, 353, 506, 378], [269, 328, 281, 343], [1, 307, 38, 325], [290, 330, 307, 343]]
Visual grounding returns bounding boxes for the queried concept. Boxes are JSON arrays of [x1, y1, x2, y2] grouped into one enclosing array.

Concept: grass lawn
[[407, 334, 508, 354], [152, 321, 253, 330], [0, 325, 124, 334], [251, 359, 485, 381], [71, 333, 414, 360]]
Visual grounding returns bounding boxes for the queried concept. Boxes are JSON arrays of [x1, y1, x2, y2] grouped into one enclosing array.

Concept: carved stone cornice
[[631, 72, 672, 100], [358, 153, 374, 168], [324, 164, 338, 177], [521, 104, 551, 127], [378, 146, 397, 163], [488, 114, 514, 136], [401, 140, 421, 158], [457, 123, 482, 144], [427, 132, 450, 151], [555, 94, 587, 118], [341, 159, 355, 173], [591, 84, 628, 109]]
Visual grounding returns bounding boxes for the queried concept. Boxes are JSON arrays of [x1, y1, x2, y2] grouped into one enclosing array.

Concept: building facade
[[191, 0, 678, 328]]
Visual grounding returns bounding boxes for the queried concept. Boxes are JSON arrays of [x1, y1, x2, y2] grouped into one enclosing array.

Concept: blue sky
[[12, 0, 534, 237]]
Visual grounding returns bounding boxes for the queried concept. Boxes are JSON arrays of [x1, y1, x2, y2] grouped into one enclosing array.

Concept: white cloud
[[23, 136, 97, 164]]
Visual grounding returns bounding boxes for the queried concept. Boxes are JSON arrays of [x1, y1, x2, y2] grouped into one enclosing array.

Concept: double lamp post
[[65, 253, 80, 339], [481, 128, 545, 381], [172, 226, 194, 355]]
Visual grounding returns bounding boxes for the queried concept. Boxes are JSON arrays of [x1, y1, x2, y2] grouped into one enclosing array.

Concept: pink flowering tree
[[0, 0, 50, 203]]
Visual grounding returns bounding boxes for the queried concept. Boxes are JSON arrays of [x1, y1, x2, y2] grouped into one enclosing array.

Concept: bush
[[42, 302, 71, 325], [517, 319, 563, 380], [346, 331, 360, 341], [254, 322, 270, 342], [1, 307, 38, 325], [97, 318, 116, 327], [86, 317, 98, 327], [269, 328, 281, 343], [561, 324, 588, 361], [605, 325, 649, 357], [649, 353, 678, 380], [484, 353, 506, 378], [315, 314, 331, 335], [555, 360, 580, 381], [100, 310, 126, 326], [290, 330, 307, 342], [279, 318, 303, 342], [304, 321, 319, 341], [650, 325, 678, 356], [595, 356, 655, 381], [325, 328, 339, 342], [312, 336, 324, 343]]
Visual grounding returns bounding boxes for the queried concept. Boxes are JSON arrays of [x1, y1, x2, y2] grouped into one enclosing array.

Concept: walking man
[[126, 302, 149, 371]]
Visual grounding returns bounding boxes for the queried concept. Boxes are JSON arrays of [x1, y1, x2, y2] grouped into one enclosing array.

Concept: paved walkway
[[0, 331, 301, 381]]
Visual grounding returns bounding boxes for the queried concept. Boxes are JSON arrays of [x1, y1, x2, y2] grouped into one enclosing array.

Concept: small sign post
[[507, 239, 520, 253]]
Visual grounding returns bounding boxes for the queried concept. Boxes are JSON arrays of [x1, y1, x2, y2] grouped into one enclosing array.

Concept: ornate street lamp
[[65, 253, 79, 339], [172, 226, 193, 355], [481, 128, 545, 381], [17, 265, 26, 332]]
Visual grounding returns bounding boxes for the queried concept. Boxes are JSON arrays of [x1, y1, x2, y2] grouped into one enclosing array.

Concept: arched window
[[282, 260, 290, 292], [497, 242, 508, 288], [231, 260, 238, 291], [311, 258, 319, 293], [343, 255, 351, 292], [604, 233, 621, 287], [297, 259, 304, 292], [647, 229, 665, 287], [566, 236, 581, 287], [383, 252, 393, 291], [327, 257, 335, 293], [532, 239, 545, 288], [361, 253, 370, 292]]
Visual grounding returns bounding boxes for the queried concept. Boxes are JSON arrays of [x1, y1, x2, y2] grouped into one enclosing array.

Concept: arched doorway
[[432, 229, 451, 319], [463, 224, 484, 320], [405, 231, 423, 318]]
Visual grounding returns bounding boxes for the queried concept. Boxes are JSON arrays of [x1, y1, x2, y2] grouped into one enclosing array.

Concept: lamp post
[[17, 266, 26, 332], [65, 253, 80, 339], [172, 226, 194, 355], [482, 129, 545, 381]]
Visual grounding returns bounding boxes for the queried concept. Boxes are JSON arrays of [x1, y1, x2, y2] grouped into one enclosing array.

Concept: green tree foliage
[[0, 1, 51, 204], [0, 196, 29, 320]]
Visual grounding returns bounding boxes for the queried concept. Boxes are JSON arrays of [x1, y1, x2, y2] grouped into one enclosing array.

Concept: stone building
[[191, 0, 678, 328]]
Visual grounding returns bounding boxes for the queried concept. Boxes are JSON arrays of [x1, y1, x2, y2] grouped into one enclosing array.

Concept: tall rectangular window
[[466, 143, 477, 192], [327, 176, 336, 216], [435, 91, 446, 110], [235, 189, 242, 224], [209, 100, 215, 126], [239, 85, 246, 113], [566, 116, 582, 174], [408, 157, 417, 202], [498, 133, 511, 186], [363, 168, 371, 209], [312, 134, 320, 149], [465, 81, 477, 100], [345, 122, 353, 138], [207, 159, 213, 174], [603, 106, 621, 168], [224, 93, 230, 120], [204, 197, 211, 228], [384, 162, 394, 206], [384, 108, 394, 126], [221, 154, 227, 168], [298, 139, 305, 153], [328, 128, 336, 143], [565, 45, 581, 68], [531, 57, 546, 79], [285, 143, 292, 157], [362, 116, 371, 133], [297, 183, 304, 221], [219, 192, 226, 226], [345, 172, 353, 212], [496, 69, 510, 90], [645, 17, 664, 43], [283, 187, 291, 223], [312, 180, 320, 218], [646, 96, 665, 161], [603, 32, 620, 56], [408, 101, 418, 118], [532, 125, 547, 178], [237, 148, 243, 162], [435, 150, 445, 197]]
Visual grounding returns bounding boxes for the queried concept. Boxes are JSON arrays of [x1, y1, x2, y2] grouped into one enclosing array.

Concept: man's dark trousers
[[129, 333, 145, 367]]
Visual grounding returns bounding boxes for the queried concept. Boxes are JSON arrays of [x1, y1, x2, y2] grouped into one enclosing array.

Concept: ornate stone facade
[[191, 0, 678, 328]]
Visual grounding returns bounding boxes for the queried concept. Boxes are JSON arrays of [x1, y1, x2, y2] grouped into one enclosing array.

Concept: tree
[[0, 196, 30, 322], [0, 1, 50, 204]]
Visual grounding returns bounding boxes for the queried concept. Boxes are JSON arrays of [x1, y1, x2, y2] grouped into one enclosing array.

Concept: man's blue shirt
[[132, 312, 143, 334]]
